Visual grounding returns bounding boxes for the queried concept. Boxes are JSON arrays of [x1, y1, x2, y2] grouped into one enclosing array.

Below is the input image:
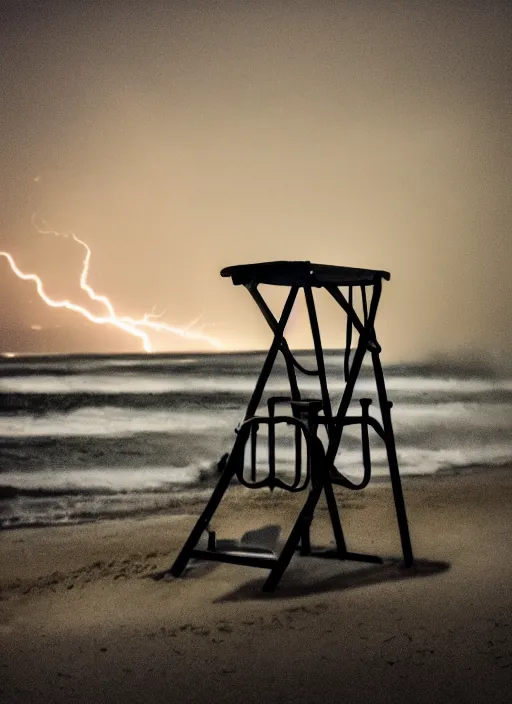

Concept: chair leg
[[371, 350, 414, 567], [385, 436, 414, 567], [299, 516, 312, 556], [323, 475, 348, 554], [169, 459, 237, 577], [263, 479, 325, 592]]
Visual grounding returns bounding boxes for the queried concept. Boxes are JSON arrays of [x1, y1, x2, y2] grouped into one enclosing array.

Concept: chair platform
[[221, 261, 390, 287]]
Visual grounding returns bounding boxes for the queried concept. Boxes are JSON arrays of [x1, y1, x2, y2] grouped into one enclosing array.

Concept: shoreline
[[2, 465, 512, 594], [2, 462, 512, 533]]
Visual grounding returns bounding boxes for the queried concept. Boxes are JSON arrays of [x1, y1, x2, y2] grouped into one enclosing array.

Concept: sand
[[1, 469, 512, 703]]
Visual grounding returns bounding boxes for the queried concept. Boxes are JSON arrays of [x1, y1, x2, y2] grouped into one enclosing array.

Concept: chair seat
[[220, 261, 390, 287]]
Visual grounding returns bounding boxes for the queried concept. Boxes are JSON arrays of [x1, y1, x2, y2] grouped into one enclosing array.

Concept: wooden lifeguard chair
[[169, 261, 414, 591]]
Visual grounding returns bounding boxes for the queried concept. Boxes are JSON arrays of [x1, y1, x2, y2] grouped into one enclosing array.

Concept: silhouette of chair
[[169, 261, 414, 591]]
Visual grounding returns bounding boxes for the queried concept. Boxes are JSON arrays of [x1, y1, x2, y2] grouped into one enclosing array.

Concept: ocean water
[[1, 351, 511, 529]]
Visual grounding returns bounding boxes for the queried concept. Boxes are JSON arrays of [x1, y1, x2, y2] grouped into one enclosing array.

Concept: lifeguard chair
[[169, 261, 414, 591]]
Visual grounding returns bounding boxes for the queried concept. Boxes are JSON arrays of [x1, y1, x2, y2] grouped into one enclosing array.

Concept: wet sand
[[1, 469, 512, 703]]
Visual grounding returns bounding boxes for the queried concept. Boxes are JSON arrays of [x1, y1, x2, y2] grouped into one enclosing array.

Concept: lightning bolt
[[0, 222, 223, 353]]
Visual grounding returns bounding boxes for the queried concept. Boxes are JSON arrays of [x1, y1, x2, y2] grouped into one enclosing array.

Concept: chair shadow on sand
[[214, 556, 450, 602], [155, 524, 450, 601]]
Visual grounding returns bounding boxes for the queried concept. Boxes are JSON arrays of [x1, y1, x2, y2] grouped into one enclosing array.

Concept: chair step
[[191, 548, 277, 569]]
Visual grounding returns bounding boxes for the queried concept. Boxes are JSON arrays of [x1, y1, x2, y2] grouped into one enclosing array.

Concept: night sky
[[1, 0, 511, 362]]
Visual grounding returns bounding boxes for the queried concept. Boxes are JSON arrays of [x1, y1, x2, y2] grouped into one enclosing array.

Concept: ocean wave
[[0, 350, 502, 376], [2, 372, 511, 396], [0, 463, 217, 496], [1, 399, 511, 440], [389, 401, 512, 430], [2, 445, 512, 529], [0, 406, 239, 437], [1, 352, 511, 529]]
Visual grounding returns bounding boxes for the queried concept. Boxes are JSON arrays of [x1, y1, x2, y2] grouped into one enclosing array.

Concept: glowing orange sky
[[1, 1, 511, 364]]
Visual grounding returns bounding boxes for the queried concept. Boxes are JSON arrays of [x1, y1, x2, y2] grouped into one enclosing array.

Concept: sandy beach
[[1, 469, 511, 703]]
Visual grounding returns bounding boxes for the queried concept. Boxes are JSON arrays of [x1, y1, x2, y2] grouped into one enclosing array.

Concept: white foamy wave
[[354, 443, 512, 476], [383, 401, 512, 431], [0, 406, 239, 437], [1, 464, 210, 494], [270, 443, 512, 478], [395, 444, 512, 475], [1, 400, 509, 441], [2, 373, 511, 396], [358, 377, 512, 394]]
